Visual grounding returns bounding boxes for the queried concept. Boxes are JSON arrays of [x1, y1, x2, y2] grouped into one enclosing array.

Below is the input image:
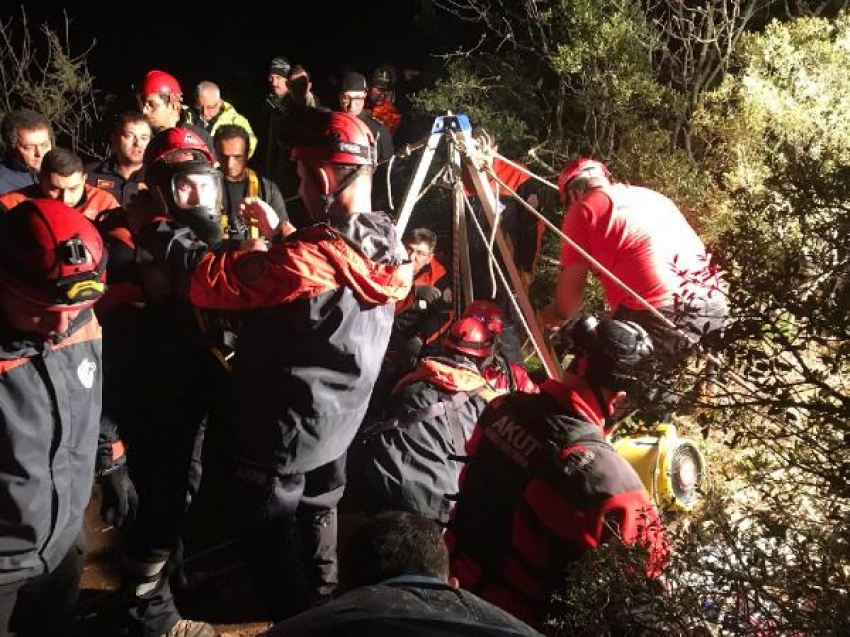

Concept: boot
[[160, 618, 216, 637]]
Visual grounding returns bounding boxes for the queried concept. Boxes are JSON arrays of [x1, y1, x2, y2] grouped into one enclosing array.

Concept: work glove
[[397, 335, 424, 373], [100, 466, 138, 530], [413, 285, 442, 305]]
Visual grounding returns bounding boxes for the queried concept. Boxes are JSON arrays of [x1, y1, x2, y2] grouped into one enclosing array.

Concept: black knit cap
[[268, 56, 291, 77], [340, 71, 368, 93]]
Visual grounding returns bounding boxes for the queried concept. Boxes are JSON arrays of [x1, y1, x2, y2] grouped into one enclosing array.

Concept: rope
[[461, 190, 552, 371]]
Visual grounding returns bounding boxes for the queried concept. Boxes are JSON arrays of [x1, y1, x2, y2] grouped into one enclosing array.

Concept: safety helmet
[[462, 300, 504, 336], [144, 127, 215, 166], [569, 317, 654, 392], [290, 110, 376, 166], [371, 65, 396, 90], [444, 317, 496, 359], [557, 158, 610, 200], [144, 128, 223, 244], [138, 69, 182, 97], [0, 199, 106, 310]]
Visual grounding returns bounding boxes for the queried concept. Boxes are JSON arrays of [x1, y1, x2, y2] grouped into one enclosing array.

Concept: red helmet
[[0, 199, 106, 310], [138, 69, 182, 96], [558, 158, 610, 200], [462, 300, 504, 336], [290, 110, 376, 166], [144, 128, 222, 244], [444, 317, 495, 359], [144, 127, 215, 167]]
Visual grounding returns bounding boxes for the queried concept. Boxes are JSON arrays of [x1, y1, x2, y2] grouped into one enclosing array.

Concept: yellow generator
[[613, 424, 705, 512]]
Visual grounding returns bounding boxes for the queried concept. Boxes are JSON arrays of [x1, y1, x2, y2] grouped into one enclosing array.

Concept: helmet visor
[[171, 168, 223, 212]]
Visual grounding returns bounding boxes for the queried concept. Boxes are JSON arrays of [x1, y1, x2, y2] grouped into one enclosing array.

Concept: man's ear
[[447, 576, 460, 589], [317, 166, 331, 195]]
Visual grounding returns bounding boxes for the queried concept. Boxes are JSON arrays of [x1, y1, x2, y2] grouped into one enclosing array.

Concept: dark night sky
[[24, 2, 467, 111]]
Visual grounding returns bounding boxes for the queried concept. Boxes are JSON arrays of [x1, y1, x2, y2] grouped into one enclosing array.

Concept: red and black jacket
[[391, 258, 453, 349], [190, 211, 412, 475], [446, 378, 668, 631]]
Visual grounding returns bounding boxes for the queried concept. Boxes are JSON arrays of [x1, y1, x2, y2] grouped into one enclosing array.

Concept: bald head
[[196, 81, 222, 120]]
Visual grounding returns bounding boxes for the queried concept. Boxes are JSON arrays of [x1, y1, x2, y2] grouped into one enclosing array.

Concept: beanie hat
[[340, 71, 368, 93], [269, 56, 291, 77]]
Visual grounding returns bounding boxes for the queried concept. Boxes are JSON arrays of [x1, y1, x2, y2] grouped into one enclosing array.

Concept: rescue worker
[[367, 65, 402, 137], [337, 71, 394, 210], [358, 316, 500, 524], [213, 123, 288, 241], [113, 128, 226, 637], [188, 110, 412, 619], [0, 199, 133, 636], [368, 227, 453, 416], [541, 158, 728, 416], [463, 299, 537, 394], [0, 109, 53, 194], [86, 111, 152, 207], [0, 148, 120, 219], [446, 318, 669, 632], [136, 70, 213, 152]]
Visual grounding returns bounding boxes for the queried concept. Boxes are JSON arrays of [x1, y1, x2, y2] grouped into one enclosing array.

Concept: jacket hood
[[312, 212, 413, 306], [396, 356, 495, 396]]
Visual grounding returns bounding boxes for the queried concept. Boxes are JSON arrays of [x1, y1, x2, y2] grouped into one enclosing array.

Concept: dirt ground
[[78, 484, 274, 637]]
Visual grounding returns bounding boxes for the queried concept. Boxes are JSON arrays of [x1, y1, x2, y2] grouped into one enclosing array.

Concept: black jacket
[[86, 156, 146, 208], [358, 356, 494, 522], [261, 574, 543, 636], [0, 310, 108, 584]]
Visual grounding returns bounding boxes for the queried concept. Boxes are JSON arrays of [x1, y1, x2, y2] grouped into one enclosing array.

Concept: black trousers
[[230, 454, 347, 622], [614, 296, 728, 420], [0, 536, 85, 637]]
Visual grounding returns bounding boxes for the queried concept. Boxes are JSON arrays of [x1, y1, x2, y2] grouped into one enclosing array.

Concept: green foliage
[[412, 55, 542, 157], [694, 12, 850, 197]]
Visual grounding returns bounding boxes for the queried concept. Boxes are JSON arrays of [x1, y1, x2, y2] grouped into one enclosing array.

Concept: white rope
[[461, 191, 551, 370]]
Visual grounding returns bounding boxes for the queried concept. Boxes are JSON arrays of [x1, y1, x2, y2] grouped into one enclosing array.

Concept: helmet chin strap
[[319, 165, 369, 216], [588, 382, 616, 433]]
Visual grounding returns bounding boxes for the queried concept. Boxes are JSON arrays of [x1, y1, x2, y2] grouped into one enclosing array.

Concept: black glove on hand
[[398, 335, 424, 372], [413, 285, 442, 305], [100, 466, 138, 530]]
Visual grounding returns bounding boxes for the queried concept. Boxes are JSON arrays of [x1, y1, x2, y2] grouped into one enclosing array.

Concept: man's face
[[269, 73, 288, 98], [196, 91, 221, 120], [406, 241, 434, 275], [16, 127, 52, 172], [138, 92, 178, 130], [0, 289, 81, 340], [369, 86, 390, 106], [173, 171, 220, 209], [115, 121, 151, 166], [41, 171, 86, 207], [216, 137, 248, 182], [340, 91, 367, 116]]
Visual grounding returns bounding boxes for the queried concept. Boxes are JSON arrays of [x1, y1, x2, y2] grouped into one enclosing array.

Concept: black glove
[[413, 285, 442, 305], [397, 335, 424, 372], [100, 466, 138, 530]]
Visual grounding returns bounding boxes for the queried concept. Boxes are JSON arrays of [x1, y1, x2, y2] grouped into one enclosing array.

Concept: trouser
[[614, 297, 729, 420], [0, 536, 85, 637], [121, 415, 208, 637], [231, 454, 347, 622]]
